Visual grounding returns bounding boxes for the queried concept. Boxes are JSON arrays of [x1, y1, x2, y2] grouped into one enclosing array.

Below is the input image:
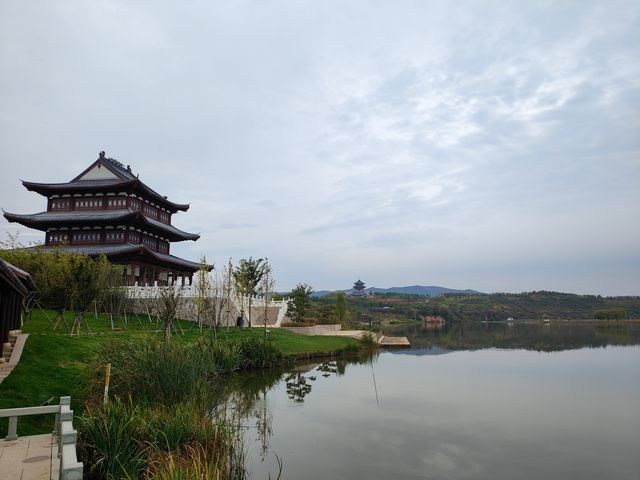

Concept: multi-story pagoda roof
[[24, 244, 203, 271], [2, 151, 210, 286], [21, 152, 190, 213], [349, 278, 369, 297], [3, 210, 199, 242]]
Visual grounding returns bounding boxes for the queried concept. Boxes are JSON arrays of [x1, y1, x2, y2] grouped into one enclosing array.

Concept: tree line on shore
[[306, 290, 639, 323]]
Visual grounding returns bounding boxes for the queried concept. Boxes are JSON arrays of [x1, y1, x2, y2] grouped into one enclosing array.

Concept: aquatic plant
[[78, 400, 147, 480], [79, 398, 246, 480], [359, 331, 378, 349]]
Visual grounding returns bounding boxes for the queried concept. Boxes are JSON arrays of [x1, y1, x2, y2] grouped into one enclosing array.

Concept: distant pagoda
[[349, 278, 369, 297], [3, 151, 211, 286]]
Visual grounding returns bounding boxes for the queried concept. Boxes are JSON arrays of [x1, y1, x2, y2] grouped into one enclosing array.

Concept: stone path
[[0, 434, 57, 480], [0, 333, 29, 384]]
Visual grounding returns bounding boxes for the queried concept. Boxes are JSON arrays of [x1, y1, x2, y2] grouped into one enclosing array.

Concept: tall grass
[[80, 336, 285, 479], [79, 399, 245, 480], [360, 331, 378, 349], [78, 400, 146, 479], [86, 336, 284, 407]]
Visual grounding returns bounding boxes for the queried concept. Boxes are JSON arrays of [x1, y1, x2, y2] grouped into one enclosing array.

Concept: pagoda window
[[73, 231, 102, 244], [107, 197, 127, 209], [49, 233, 70, 245], [143, 204, 158, 219], [158, 211, 170, 224], [142, 235, 157, 250], [76, 198, 103, 210], [50, 199, 71, 210], [105, 231, 125, 243]]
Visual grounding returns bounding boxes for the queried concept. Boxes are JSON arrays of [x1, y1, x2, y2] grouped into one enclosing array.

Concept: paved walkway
[[0, 434, 57, 480], [0, 333, 29, 384]]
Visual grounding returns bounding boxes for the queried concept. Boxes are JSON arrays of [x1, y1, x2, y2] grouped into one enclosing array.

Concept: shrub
[[360, 332, 378, 349]]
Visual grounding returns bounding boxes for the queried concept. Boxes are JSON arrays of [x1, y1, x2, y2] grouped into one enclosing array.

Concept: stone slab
[[0, 434, 53, 480], [378, 335, 411, 346]]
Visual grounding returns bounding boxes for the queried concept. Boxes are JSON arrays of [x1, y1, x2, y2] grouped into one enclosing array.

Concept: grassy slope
[[0, 309, 356, 435]]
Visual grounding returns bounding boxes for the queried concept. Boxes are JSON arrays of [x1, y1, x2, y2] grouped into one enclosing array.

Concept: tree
[[233, 257, 268, 327], [69, 254, 121, 335], [194, 256, 213, 331], [0, 240, 121, 333], [219, 258, 235, 330], [98, 257, 127, 330], [34, 250, 75, 330], [287, 283, 313, 323], [259, 260, 274, 337], [594, 308, 628, 320], [157, 286, 183, 342], [335, 292, 348, 324]]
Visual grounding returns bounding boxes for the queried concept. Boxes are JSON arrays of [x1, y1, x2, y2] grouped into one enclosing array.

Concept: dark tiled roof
[[24, 179, 129, 190], [22, 154, 190, 212], [28, 244, 207, 271], [99, 157, 138, 181], [0, 258, 36, 296], [71, 155, 137, 182], [3, 210, 199, 241]]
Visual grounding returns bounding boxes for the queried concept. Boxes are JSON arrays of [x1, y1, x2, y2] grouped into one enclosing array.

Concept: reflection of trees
[[317, 361, 337, 377], [209, 352, 380, 465], [254, 392, 272, 461], [285, 373, 313, 402], [384, 321, 640, 352]]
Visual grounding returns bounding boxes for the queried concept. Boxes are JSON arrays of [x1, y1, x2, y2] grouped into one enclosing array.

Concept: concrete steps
[[2, 331, 20, 363], [0, 331, 28, 384]]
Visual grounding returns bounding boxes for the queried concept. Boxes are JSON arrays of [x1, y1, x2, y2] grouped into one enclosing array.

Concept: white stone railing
[[123, 286, 290, 327], [0, 396, 83, 479]]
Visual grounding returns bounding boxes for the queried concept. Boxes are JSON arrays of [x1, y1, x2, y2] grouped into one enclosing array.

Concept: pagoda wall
[[45, 230, 170, 254], [47, 193, 172, 224]]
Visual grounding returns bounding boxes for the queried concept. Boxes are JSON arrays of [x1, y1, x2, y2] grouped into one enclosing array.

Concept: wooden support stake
[[103, 362, 111, 407]]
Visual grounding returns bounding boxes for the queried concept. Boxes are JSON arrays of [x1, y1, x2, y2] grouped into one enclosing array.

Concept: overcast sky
[[1, 1, 638, 295]]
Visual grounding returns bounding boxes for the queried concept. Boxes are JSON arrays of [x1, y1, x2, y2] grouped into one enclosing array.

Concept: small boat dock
[[377, 335, 411, 347], [281, 325, 410, 347]]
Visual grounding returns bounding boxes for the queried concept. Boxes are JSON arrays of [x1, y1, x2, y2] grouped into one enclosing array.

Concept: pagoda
[[3, 151, 210, 286], [349, 279, 369, 297]]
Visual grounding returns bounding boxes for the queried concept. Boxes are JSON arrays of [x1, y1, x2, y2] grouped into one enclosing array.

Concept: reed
[[359, 331, 378, 349], [79, 336, 287, 479], [78, 400, 147, 480], [79, 398, 246, 480], [86, 339, 215, 406]]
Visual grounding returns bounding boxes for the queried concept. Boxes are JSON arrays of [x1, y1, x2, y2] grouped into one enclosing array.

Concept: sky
[[1, 1, 638, 295]]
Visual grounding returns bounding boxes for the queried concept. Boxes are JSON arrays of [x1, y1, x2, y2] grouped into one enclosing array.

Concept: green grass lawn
[[0, 309, 357, 436]]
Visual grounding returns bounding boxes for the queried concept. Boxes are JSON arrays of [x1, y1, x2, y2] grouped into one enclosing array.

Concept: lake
[[220, 322, 640, 480]]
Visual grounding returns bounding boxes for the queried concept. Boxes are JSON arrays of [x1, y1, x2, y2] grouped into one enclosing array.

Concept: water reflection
[[384, 320, 640, 352], [215, 354, 380, 468], [213, 327, 640, 480]]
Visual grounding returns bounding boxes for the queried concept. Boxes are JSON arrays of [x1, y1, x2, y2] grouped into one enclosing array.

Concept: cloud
[[1, 0, 638, 294]]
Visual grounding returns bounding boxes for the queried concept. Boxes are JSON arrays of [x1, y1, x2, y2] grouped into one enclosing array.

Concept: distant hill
[[310, 285, 479, 297], [367, 285, 480, 296], [311, 290, 335, 297]]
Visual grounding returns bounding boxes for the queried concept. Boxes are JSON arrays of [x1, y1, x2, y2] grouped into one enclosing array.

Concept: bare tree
[[259, 260, 274, 337], [194, 256, 213, 331], [157, 285, 182, 342]]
